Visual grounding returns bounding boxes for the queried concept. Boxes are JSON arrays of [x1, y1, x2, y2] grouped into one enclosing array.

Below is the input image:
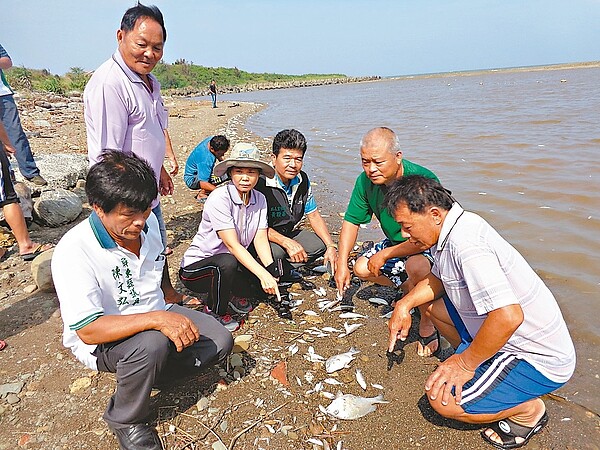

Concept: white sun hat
[[213, 142, 275, 178]]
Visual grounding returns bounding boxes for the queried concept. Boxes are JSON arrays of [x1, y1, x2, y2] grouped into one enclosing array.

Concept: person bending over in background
[[183, 135, 230, 202]]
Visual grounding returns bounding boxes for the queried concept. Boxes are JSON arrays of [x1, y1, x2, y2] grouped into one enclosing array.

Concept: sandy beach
[[0, 94, 598, 450]]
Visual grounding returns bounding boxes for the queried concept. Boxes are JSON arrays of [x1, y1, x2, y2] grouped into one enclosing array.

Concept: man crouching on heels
[[52, 151, 233, 450], [385, 175, 575, 449]]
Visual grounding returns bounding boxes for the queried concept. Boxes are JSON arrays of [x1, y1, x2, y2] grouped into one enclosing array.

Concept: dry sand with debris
[[0, 95, 598, 450]]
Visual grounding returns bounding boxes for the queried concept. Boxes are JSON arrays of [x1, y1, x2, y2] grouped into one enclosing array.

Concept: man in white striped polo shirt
[[385, 175, 575, 449]]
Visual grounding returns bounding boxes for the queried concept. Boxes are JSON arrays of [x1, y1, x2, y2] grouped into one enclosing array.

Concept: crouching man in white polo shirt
[[385, 175, 575, 450], [52, 151, 233, 450]]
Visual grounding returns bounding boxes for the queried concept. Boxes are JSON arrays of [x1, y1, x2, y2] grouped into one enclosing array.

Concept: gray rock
[[33, 119, 51, 127], [14, 153, 88, 191], [31, 249, 54, 291], [0, 382, 25, 399], [5, 393, 20, 404], [33, 188, 82, 227]]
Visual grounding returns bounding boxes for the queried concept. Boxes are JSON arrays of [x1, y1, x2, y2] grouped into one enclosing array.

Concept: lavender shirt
[[84, 51, 168, 208], [181, 183, 268, 267]]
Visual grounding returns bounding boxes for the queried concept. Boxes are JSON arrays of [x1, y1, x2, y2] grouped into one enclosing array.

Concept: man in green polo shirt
[[334, 127, 441, 357]]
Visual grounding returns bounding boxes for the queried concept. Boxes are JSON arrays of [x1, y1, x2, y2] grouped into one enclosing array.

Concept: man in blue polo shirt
[[183, 135, 230, 201]]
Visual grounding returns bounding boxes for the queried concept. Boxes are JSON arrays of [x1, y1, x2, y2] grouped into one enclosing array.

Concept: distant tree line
[[5, 61, 348, 95]]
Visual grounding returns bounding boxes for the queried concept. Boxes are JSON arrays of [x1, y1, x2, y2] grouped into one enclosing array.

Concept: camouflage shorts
[[360, 238, 433, 288]]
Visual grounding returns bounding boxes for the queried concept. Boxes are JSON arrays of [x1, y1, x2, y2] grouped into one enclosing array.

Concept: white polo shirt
[[51, 212, 168, 370], [432, 203, 576, 383]]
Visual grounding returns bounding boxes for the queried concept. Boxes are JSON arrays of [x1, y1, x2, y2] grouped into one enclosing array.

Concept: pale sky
[[4, 0, 600, 77]]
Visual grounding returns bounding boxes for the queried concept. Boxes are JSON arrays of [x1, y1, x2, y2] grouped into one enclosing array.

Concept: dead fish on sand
[[325, 347, 360, 373], [305, 346, 326, 363], [338, 321, 363, 338], [324, 393, 389, 420], [339, 312, 367, 320], [355, 368, 367, 390], [368, 297, 389, 306]]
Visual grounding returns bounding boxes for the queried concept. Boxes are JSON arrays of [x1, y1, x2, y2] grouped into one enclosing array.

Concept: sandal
[[481, 411, 548, 449], [21, 243, 54, 261], [0, 340, 6, 351], [417, 330, 440, 357]]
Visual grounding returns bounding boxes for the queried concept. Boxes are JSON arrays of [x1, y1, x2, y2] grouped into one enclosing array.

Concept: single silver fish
[[368, 297, 389, 306], [324, 392, 388, 420], [325, 347, 360, 373], [355, 368, 367, 390], [338, 321, 363, 338], [339, 312, 367, 320]]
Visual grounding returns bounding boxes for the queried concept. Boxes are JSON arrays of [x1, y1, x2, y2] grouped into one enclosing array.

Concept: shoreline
[[0, 96, 598, 449]]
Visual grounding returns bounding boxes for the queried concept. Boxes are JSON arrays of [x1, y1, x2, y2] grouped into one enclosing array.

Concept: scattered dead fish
[[371, 383, 384, 390], [355, 368, 367, 390], [324, 393, 389, 420], [288, 343, 299, 356], [324, 378, 344, 386], [325, 347, 360, 373], [368, 297, 389, 306], [339, 312, 367, 320], [303, 310, 319, 316]]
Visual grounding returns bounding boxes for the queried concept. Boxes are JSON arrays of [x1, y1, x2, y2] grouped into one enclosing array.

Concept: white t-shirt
[[432, 203, 576, 383], [51, 212, 168, 370]]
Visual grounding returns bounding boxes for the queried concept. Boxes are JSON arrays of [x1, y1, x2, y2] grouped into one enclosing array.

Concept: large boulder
[[14, 153, 88, 193], [33, 188, 82, 227], [31, 248, 54, 291]]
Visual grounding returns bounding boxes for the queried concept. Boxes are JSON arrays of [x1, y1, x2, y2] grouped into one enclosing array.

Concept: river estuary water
[[219, 66, 600, 413]]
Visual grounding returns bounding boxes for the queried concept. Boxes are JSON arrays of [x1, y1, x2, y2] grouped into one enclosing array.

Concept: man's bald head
[[360, 127, 400, 156]]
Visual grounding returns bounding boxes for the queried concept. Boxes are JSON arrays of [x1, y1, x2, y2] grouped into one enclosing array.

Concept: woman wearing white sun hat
[[179, 143, 280, 331]]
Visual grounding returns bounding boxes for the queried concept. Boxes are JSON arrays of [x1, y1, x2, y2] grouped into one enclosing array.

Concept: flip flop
[[417, 330, 441, 357], [181, 294, 202, 306], [21, 243, 54, 261], [481, 411, 548, 449], [0, 340, 6, 351]]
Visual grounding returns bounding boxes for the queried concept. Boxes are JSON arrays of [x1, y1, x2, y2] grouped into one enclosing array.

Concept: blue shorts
[[361, 238, 433, 287], [443, 297, 564, 414]]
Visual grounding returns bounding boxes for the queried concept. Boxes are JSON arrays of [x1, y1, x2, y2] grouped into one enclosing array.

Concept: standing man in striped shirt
[[385, 175, 575, 449]]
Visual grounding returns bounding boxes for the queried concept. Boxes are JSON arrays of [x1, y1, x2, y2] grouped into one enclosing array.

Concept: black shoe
[[279, 269, 303, 283], [110, 424, 163, 450]]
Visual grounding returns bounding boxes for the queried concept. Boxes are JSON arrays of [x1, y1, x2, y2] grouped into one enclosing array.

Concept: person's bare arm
[[266, 227, 308, 263], [334, 220, 360, 294], [0, 122, 16, 155], [219, 228, 279, 296], [76, 310, 200, 353], [163, 129, 179, 176], [366, 240, 425, 277]]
